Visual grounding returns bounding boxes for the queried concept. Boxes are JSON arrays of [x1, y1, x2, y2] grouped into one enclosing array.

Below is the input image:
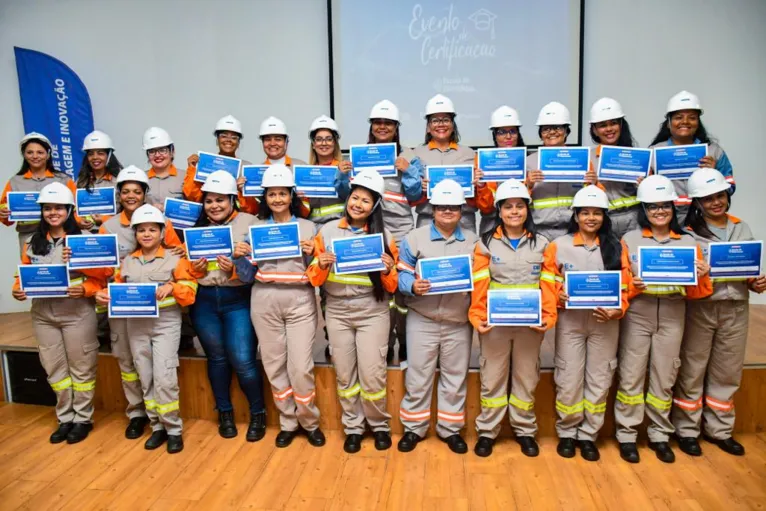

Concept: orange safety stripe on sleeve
[[171, 258, 200, 307], [468, 244, 490, 329], [540, 242, 560, 330], [617, 245, 633, 317], [306, 232, 330, 287]]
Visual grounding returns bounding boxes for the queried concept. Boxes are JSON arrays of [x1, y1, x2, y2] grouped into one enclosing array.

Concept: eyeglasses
[[218, 133, 240, 141], [147, 147, 170, 156], [313, 137, 335, 145], [645, 203, 674, 212], [495, 128, 519, 136], [429, 117, 453, 126], [434, 205, 461, 212], [540, 126, 566, 134]]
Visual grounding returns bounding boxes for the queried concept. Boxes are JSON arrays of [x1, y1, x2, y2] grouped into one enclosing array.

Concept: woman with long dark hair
[[76, 130, 123, 232], [307, 169, 397, 453], [672, 169, 766, 458], [469, 179, 554, 458], [540, 186, 631, 462]]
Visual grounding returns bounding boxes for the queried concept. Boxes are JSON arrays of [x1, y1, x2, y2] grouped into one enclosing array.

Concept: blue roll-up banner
[[14, 46, 95, 181]]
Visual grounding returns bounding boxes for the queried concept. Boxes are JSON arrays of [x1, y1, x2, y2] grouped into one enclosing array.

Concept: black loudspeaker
[[5, 351, 57, 406]]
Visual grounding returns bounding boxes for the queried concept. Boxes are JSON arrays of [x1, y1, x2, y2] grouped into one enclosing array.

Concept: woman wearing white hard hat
[[305, 115, 353, 225], [1, 132, 77, 254], [235, 164, 325, 448], [186, 170, 267, 442], [469, 179, 554, 458], [141, 127, 185, 212], [397, 179, 478, 455], [98, 165, 184, 440], [76, 130, 124, 232], [671, 169, 765, 458], [589, 98, 642, 238], [527, 102, 600, 242], [649, 90, 735, 218], [95, 204, 200, 454], [185, 115, 250, 203], [307, 169, 398, 453], [540, 185, 631, 462], [614, 174, 712, 465], [12, 182, 109, 444]]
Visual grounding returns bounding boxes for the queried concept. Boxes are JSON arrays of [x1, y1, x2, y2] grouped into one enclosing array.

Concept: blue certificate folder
[[426, 165, 474, 199], [477, 147, 527, 182], [538, 147, 591, 182], [7, 191, 41, 222], [164, 198, 203, 228], [108, 283, 159, 318], [293, 165, 338, 198], [242, 165, 269, 197], [487, 288, 542, 326], [653, 143, 707, 180], [184, 226, 233, 260], [332, 234, 385, 275], [75, 187, 117, 215], [565, 271, 622, 309], [597, 146, 652, 183], [708, 241, 762, 279], [194, 151, 242, 182], [638, 246, 697, 285], [18, 264, 70, 298], [349, 143, 397, 177], [417, 254, 473, 295], [250, 222, 301, 261], [66, 234, 119, 269]]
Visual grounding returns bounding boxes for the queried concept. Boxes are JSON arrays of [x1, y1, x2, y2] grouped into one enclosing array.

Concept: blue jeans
[[190, 285, 265, 414]]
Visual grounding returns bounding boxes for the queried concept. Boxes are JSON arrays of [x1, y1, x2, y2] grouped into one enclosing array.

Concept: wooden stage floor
[[0, 402, 765, 511]]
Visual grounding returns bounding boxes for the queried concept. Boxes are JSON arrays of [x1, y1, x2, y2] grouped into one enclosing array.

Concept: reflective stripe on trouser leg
[[578, 316, 619, 441], [508, 327, 543, 437], [400, 310, 439, 436], [475, 328, 512, 439], [109, 317, 146, 419], [61, 299, 99, 423], [435, 320, 472, 438], [147, 308, 183, 435], [554, 310, 586, 439]]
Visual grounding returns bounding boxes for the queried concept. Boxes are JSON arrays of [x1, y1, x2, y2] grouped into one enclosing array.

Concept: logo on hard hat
[[706, 178, 716, 183]]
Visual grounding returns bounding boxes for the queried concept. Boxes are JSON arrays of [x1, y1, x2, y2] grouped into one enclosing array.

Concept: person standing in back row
[[142, 127, 185, 212], [76, 130, 123, 233]]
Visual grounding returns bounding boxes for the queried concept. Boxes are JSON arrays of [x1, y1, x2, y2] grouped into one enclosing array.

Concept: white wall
[[0, 0, 764, 311]]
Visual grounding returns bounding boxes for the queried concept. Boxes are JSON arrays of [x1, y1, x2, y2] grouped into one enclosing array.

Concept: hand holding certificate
[[708, 241, 762, 279], [184, 226, 234, 260], [565, 271, 621, 309], [66, 234, 119, 269], [108, 283, 159, 318], [638, 246, 697, 285], [426, 165, 474, 198], [597, 146, 652, 183], [76, 187, 117, 216], [332, 234, 386, 274], [194, 151, 242, 182], [250, 222, 301, 261], [477, 148, 527, 182], [653, 144, 707, 180], [242, 165, 269, 197], [18, 264, 70, 298], [7, 191, 41, 222], [538, 147, 591, 182], [487, 288, 542, 326], [293, 165, 338, 198], [349, 143, 397, 177], [416, 254, 473, 295]]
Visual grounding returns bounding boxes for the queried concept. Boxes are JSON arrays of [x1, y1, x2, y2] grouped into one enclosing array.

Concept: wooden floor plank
[[0, 479, 49, 511], [238, 437, 311, 510], [329, 457, 387, 511], [291, 430, 347, 501]]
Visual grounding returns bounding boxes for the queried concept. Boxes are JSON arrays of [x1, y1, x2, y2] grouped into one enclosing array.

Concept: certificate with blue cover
[[194, 151, 242, 182], [653, 144, 707, 180], [164, 198, 203, 228], [426, 165, 474, 199], [18, 264, 70, 298], [477, 147, 527, 182], [75, 187, 117, 215], [7, 191, 41, 222], [108, 283, 159, 318], [487, 288, 542, 326], [184, 226, 233, 260], [638, 246, 697, 285], [349, 143, 397, 177], [66, 234, 119, 269], [332, 234, 386, 275], [417, 254, 473, 295], [293, 165, 338, 198], [242, 165, 269, 197], [708, 240, 762, 279], [538, 147, 591, 182], [249, 222, 301, 261], [597, 146, 652, 183], [565, 271, 622, 309]]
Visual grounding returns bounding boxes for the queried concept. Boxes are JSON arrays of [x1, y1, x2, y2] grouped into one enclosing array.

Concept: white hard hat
[[589, 97, 625, 124], [494, 179, 530, 206], [37, 182, 74, 206], [369, 100, 400, 122], [535, 102, 571, 126], [666, 90, 703, 114], [82, 130, 114, 151], [350, 169, 385, 197], [687, 168, 731, 199], [309, 115, 340, 138], [201, 170, 239, 196], [20, 132, 52, 152], [130, 204, 165, 227], [142, 127, 173, 151], [490, 106, 522, 129], [261, 164, 295, 188], [116, 165, 150, 186], [214, 115, 243, 136], [430, 179, 465, 206], [259, 116, 288, 137], [637, 174, 679, 203], [425, 94, 456, 117], [571, 185, 609, 209]]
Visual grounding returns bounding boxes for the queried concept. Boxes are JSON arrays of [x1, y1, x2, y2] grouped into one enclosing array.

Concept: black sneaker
[[397, 432, 422, 452], [50, 422, 74, 444], [218, 411, 237, 439], [474, 436, 494, 457], [144, 430, 168, 450], [66, 422, 93, 444], [344, 434, 363, 453], [125, 417, 149, 439], [619, 442, 640, 463], [246, 412, 266, 442]]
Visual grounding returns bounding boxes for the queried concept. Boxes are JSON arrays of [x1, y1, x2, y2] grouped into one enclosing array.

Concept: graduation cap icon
[[468, 8, 497, 38]]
